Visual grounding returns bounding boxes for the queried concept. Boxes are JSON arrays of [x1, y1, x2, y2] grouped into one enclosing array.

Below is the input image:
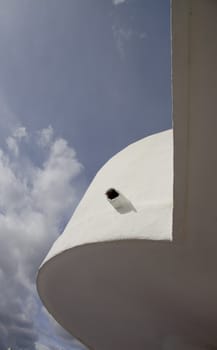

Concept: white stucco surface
[[42, 129, 173, 264]]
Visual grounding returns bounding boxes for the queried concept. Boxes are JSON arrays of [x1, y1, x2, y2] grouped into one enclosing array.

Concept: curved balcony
[[37, 130, 174, 350]]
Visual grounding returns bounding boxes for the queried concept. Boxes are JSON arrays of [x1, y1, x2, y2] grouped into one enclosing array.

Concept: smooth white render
[[43, 129, 173, 264]]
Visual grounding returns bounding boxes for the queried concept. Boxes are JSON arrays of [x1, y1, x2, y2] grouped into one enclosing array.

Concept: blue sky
[[0, 0, 171, 349]]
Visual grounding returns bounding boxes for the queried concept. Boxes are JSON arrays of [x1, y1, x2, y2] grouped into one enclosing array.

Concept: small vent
[[105, 188, 120, 200], [105, 188, 137, 214]]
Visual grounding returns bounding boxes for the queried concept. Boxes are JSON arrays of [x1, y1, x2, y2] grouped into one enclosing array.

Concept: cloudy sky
[[0, 0, 171, 349]]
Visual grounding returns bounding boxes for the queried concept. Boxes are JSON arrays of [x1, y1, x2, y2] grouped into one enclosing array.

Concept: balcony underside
[[38, 239, 217, 350]]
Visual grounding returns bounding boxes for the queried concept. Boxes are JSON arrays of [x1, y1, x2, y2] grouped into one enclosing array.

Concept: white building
[[37, 1, 217, 349]]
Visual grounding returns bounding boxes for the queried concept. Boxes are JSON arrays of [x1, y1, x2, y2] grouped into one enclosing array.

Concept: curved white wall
[[42, 129, 173, 264]]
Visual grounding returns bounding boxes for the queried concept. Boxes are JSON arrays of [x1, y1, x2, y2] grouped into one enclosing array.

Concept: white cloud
[[13, 126, 28, 139], [37, 125, 54, 148], [112, 0, 126, 5], [112, 23, 147, 59], [6, 136, 19, 156], [6, 126, 28, 156], [0, 125, 86, 350], [112, 25, 132, 59], [35, 343, 50, 350]]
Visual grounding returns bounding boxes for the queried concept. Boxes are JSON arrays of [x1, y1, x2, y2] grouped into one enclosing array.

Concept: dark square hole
[[105, 188, 120, 200]]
